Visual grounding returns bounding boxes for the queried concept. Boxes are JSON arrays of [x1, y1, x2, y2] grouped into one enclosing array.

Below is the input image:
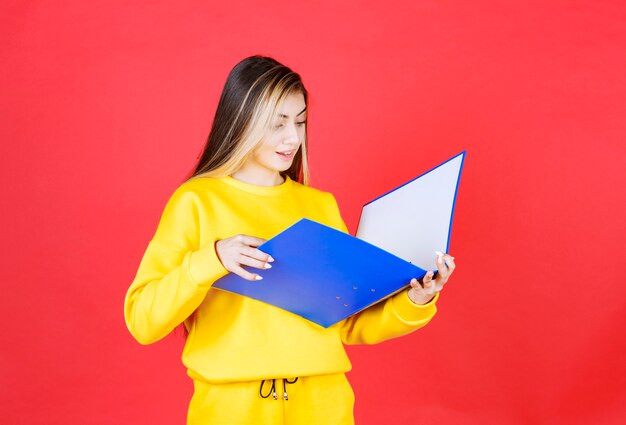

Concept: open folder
[[212, 151, 466, 328]]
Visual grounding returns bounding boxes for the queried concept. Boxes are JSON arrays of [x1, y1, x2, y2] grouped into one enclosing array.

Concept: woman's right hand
[[215, 235, 274, 281]]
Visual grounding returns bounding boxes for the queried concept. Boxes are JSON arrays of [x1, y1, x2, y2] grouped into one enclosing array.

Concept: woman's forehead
[[276, 92, 307, 117]]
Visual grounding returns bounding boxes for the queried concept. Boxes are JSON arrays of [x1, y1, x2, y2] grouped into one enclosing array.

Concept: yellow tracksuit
[[124, 175, 439, 424]]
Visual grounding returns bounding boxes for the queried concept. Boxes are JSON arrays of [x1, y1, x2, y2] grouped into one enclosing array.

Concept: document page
[[356, 152, 465, 272]]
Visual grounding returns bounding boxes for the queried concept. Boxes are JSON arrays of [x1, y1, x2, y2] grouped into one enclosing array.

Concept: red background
[[1, 1, 624, 424]]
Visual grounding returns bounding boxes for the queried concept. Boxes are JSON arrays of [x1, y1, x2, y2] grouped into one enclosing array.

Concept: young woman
[[124, 55, 456, 425]]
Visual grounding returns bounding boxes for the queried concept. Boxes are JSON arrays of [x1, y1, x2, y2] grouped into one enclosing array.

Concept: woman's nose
[[284, 122, 300, 144]]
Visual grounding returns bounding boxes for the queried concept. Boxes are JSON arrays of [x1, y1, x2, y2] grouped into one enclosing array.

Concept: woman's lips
[[276, 150, 295, 161]]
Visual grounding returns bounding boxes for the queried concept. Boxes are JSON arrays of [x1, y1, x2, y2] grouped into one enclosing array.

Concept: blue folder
[[212, 152, 466, 328]]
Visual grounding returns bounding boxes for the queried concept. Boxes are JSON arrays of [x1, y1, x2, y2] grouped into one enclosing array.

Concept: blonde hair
[[189, 57, 309, 185]]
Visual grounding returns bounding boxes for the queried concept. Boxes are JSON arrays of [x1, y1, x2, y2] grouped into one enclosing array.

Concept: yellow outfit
[[124, 175, 439, 424]]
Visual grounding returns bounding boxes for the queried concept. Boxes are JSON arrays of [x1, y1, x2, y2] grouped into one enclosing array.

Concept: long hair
[[178, 56, 309, 337], [187, 55, 309, 184]]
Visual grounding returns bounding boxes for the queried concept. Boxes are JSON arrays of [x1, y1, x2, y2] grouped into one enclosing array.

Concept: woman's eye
[[296, 121, 307, 126]]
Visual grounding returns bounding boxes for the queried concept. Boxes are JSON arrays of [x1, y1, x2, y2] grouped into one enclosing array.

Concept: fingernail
[[268, 256, 275, 263], [264, 263, 272, 269], [255, 275, 263, 280], [435, 250, 444, 257]]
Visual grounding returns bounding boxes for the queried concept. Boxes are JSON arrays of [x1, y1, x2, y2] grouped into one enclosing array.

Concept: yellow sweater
[[124, 175, 439, 383]]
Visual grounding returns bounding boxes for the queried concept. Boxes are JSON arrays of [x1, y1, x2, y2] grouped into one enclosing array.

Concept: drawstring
[[259, 379, 278, 400], [259, 378, 299, 400], [282, 377, 298, 400]]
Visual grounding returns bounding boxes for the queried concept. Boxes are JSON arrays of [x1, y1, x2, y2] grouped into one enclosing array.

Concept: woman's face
[[243, 92, 307, 181]]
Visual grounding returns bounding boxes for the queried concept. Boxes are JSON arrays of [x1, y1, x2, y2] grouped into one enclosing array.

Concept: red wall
[[1, 1, 624, 424]]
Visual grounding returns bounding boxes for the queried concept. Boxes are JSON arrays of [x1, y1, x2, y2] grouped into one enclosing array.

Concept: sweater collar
[[218, 175, 294, 196]]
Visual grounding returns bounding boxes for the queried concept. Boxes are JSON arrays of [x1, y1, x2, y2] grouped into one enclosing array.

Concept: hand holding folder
[[407, 251, 456, 306], [213, 152, 466, 328]]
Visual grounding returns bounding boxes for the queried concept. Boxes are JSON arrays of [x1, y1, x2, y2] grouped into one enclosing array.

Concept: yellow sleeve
[[340, 291, 439, 345], [124, 185, 228, 345], [325, 193, 350, 233]]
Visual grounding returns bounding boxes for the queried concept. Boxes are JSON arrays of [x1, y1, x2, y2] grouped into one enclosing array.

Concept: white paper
[[356, 152, 464, 272]]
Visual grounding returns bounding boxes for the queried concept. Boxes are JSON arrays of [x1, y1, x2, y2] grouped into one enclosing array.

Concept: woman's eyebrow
[[278, 107, 307, 119]]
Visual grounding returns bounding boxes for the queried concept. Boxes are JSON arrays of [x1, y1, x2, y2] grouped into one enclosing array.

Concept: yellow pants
[[187, 373, 355, 425]]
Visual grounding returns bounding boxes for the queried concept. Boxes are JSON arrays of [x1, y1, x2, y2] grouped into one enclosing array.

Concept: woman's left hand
[[408, 252, 456, 305]]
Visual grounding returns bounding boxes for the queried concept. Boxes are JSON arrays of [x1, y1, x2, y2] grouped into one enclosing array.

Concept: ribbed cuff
[[391, 290, 439, 323], [188, 241, 229, 287]]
